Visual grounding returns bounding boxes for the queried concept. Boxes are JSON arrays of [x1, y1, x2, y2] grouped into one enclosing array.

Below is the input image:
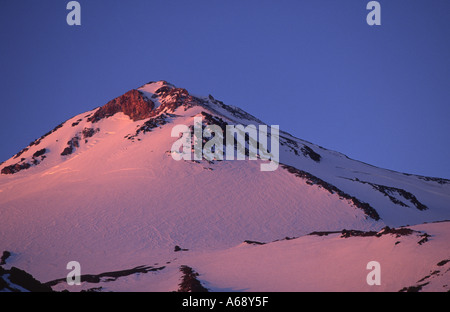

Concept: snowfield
[[0, 81, 449, 291], [46, 221, 450, 292]]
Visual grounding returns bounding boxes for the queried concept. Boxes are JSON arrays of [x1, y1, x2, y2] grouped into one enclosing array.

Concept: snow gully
[[170, 117, 280, 171]]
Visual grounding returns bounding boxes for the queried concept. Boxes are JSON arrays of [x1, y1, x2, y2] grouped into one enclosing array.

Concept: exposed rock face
[[177, 265, 208, 292], [88, 89, 155, 123], [45, 264, 165, 287], [82, 127, 98, 139], [0, 265, 53, 292], [60, 136, 80, 156], [60, 127, 100, 156], [13, 122, 65, 160], [281, 164, 380, 221], [0, 251, 11, 265], [1, 149, 48, 175], [348, 178, 428, 211], [125, 113, 171, 141], [1, 162, 31, 175], [156, 87, 190, 112], [32, 148, 47, 158]]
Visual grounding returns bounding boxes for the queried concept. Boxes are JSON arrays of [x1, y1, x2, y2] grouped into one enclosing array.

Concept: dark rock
[[158, 88, 191, 112], [244, 240, 266, 245], [60, 146, 74, 156], [5, 267, 53, 292], [174, 245, 189, 252], [349, 178, 428, 211], [379, 227, 414, 237], [279, 136, 321, 162], [45, 265, 165, 287], [61, 136, 80, 156], [177, 265, 208, 292], [301, 145, 321, 162], [416, 175, 450, 185], [155, 86, 172, 96], [32, 148, 47, 158], [437, 259, 450, 267], [0, 275, 8, 290], [418, 233, 431, 245], [340, 226, 415, 239], [88, 89, 155, 122], [71, 119, 82, 127], [82, 127, 99, 139], [399, 282, 430, 292], [12, 147, 29, 160], [127, 113, 171, 140], [282, 164, 380, 220], [2, 148, 49, 175], [308, 231, 341, 237], [341, 229, 377, 238], [12, 122, 65, 160], [0, 251, 11, 265], [1, 162, 31, 175]]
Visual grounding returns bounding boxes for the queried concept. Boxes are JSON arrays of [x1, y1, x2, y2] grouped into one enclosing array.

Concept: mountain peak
[[140, 80, 175, 91], [87, 80, 183, 123], [1, 78, 450, 292], [88, 89, 155, 123]]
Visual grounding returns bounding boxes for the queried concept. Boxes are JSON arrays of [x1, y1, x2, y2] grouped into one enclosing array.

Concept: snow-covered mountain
[[1, 80, 449, 292]]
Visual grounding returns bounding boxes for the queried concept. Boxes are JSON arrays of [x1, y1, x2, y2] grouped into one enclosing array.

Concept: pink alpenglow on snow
[[0, 81, 449, 292]]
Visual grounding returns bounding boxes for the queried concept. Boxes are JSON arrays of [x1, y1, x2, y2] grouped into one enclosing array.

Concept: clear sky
[[0, 0, 449, 178]]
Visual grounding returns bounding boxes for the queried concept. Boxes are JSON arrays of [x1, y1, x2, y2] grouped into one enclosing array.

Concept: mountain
[[1, 80, 449, 292]]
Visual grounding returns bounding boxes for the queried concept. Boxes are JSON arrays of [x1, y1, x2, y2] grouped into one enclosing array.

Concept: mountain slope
[[41, 221, 450, 292], [0, 80, 449, 290]]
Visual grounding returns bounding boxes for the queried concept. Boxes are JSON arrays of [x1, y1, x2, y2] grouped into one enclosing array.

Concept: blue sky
[[0, 0, 449, 178]]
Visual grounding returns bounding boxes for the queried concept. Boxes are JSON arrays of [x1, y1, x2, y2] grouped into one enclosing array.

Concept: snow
[[187, 221, 450, 292], [47, 221, 450, 292], [137, 81, 167, 109], [0, 81, 449, 291]]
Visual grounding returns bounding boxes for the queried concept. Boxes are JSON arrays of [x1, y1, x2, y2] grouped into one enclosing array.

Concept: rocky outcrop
[[45, 264, 165, 287], [177, 265, 208, 292], [280, 136, 322, 163], [12, 122, 65, 160], [282, 164, 380, 220], [125, 114, 171, 141], [88, 89, 155, 123], [32, 148, 47, 158], [81, 127, 98, 139], [349, 178, 428, 211], [0, 265, 53, 292], [399, 258, 450, 292], [1, 162, 31, 175], [1, 149, 48, 175], [156, 87, 191, 112], [60, 128, 99, 156], [61, 136, 80, 156], [0, 251, 11, 265]]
